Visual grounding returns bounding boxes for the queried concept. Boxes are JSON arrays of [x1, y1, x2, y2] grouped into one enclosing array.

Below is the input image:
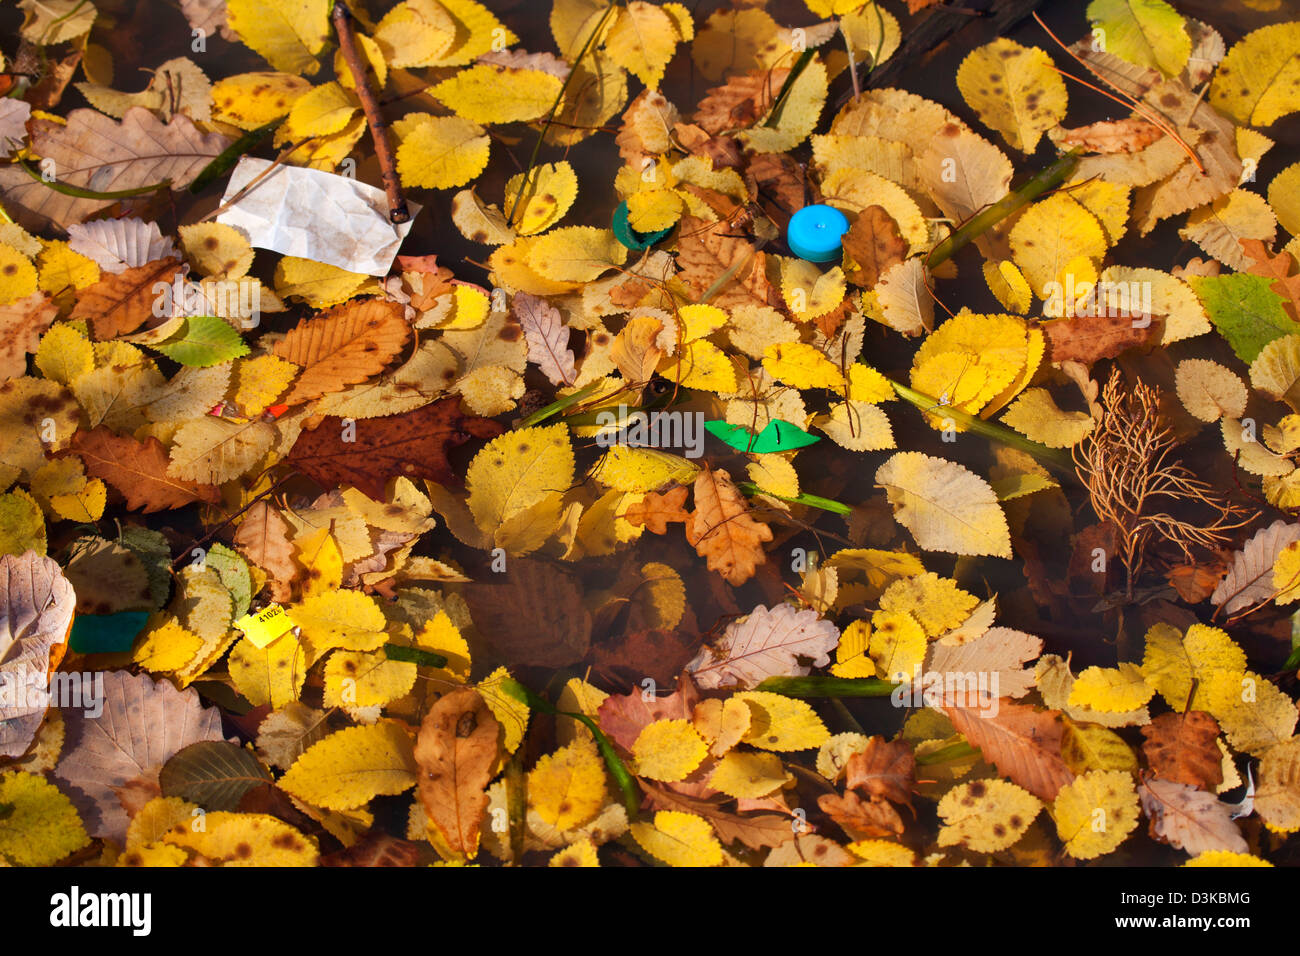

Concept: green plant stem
[[889, 379, 1075, 472], [500, 677, 640, 819], [925, 148, 1082, 269], [754, 676, 899, 698], [506, 1, 619, 227], [737, 482, 852, 515], [18, 158, 170, 199], [518, 379, 604, 428], [915, 741, 979, 765], [763, 48, 815, 128]]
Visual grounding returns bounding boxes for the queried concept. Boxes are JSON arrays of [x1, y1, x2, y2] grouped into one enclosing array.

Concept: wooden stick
[[332, 1, 409, 224]]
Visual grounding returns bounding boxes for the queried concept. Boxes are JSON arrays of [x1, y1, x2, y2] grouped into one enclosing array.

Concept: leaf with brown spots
[[414, 686, 500, 860], [287, 396, 503, 501], [0, 292, 57, 380], [686, 466, 773, 586], [273, 298, 411, 405], [70, 426, 220, 513], [842, 206, 908, 289], [1140, 711, 1224, 790], [623, 484, 689, 534], [70, 257, 183, 340]]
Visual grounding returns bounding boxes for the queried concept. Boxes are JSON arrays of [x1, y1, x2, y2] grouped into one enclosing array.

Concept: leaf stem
[[889, 378, 1076, 472], [189, 119, 279, 194], [925, 148, 1081, 269], [18, 158, 170, 199], [914, 740, 979, 765], [518, 379, 604, 428], [737, 482, 852, 515], [506, 1, 619, 227], [754, 675, 899, 698]]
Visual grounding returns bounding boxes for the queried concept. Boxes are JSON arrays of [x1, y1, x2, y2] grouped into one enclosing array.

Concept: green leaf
[[159, 741, 273, 811], [705, 419, 821, 453], [153, 315, 250, 367], [382, 643, 449, 668], [205, 543, 252, 619], [1086, 0, 1190, 77], [1190, 274, 1299, 363]]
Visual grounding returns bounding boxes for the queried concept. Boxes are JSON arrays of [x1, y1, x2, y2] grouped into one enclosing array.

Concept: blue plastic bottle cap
[[612, 199, 673, 250], [786, 204, 849, 263]]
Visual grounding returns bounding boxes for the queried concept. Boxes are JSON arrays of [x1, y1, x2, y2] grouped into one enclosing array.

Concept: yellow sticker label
[[234, 604, 296, 650]]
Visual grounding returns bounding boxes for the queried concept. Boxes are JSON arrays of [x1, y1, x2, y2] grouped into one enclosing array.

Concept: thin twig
[[332, 1, 409, 224]]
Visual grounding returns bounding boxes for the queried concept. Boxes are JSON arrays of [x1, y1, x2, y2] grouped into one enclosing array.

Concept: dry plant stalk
[[1074, 372, 1250, 599]]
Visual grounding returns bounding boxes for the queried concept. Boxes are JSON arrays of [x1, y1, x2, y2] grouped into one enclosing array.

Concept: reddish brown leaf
[[414, 687, 499, 859], [842, 206, 907, 289], [232, 500, 299, 602], [462, 558, 592, 668], [677, 217, 780, 313], [320, 831, 423, 867], [588, 627, 698, 691], [0, 292, 57, 380], [1140, 711, 1224, 790], [817, 790, 904, 840], [70, 426, 220, 512], [844, 736, 915, 808], [71, 258, 183, 340], [694, 69, 788, 135], [686, 467, 773, 586], [596, 680, 700, 752], [944, 700, 1075, 802], [1043, 313, 1163, 364], [287, 396, 503, 501], [643, 783, 794, 850], [273, 298, 411, 405]]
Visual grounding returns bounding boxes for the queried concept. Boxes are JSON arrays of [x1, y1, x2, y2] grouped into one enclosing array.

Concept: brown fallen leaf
[[70, 258, 184, 340], [414, 686, 500, 860], [843, 205, 908, 289], [462, 558, 592, 668], [694, 69, 788, 135], [643, 783, 794, 850], [623, 484, 690, 534], [70, 426, 221, 512], [1042, 312, 1163, 365], [287, 396, 503, 501], [944, 700, 1075, 802], [817, 789, 904, 840], [274, 298, 411, 405], [609, 314, 664, 385], [1059, 118, 1165, 154], [1140, 711, 1224, 790], [677, 217, 779, 313], [845, 736, 915, 809], [232, 500, 299, 602], [0, 108, 228, 230], [0, 551, 76, 759], [0, 292, 58, 380], [320, 831, 423, 867], [596, 680, 700, 752], [1138, 776, 1247, 856], [686, 466, 773, 586]]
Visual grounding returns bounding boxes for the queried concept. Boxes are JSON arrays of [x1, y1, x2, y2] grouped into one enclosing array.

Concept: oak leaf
[[686, 466, 773, 586], [623, 485, 689, 534]]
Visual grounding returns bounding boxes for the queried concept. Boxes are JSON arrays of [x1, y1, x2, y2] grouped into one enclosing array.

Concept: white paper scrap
[[215, 157, 420, 276]]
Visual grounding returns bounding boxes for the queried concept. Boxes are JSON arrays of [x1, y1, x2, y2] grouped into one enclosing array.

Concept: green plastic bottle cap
[[612, 199, 673, 250]]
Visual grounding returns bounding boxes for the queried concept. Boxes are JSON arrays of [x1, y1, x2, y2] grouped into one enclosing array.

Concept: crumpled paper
[[216, 157, 420, 276]]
